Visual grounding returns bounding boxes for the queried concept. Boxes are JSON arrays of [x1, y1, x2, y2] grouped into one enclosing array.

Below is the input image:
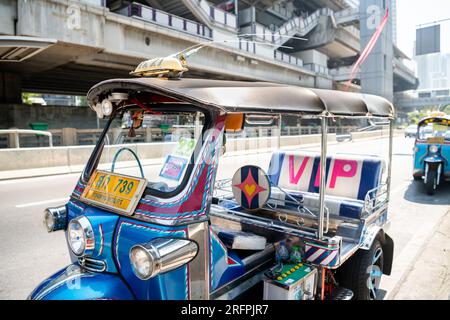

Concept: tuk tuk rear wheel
[[425, 169, 437, 195], [337, 239, 384, 300]]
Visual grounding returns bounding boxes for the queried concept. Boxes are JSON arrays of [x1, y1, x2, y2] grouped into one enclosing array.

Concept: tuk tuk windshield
[[93, 108, 206, 195], [418, 121, 450, 141]]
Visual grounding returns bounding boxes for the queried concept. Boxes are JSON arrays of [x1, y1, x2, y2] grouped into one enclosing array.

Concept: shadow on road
[[404, 179, 450, 205]]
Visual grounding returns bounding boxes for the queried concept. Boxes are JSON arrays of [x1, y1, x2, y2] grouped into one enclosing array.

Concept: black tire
[[413, 175, 421, 181], [425, 169, 437, 195], [337, 239, 384, 300]]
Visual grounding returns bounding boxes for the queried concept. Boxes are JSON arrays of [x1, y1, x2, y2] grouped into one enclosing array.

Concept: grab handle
[[111, 147, 145, 179]]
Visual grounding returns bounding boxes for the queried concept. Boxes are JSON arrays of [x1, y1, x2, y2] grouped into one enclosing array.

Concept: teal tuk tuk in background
[[413, 115, 450, 195]]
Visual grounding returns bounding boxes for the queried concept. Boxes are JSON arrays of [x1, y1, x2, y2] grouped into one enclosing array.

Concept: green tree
[[22, 92, 41, 105]]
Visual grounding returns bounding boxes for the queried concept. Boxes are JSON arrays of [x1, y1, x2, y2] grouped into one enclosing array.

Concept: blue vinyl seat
[[266, 151, 385, 219]]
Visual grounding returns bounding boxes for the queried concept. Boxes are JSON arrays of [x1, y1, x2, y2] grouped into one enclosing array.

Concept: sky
[[396, 0, 450, 57]]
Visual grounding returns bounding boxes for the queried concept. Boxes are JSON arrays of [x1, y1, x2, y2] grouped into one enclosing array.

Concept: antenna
[[173, 38, 294, 60], [130, 37, 296, 78]]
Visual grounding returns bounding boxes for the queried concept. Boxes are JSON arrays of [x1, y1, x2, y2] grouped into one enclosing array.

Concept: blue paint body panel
[[67, 200, 120, 273], [29, 264, 134, 300], [113, 218, 190, 300], [209, 230, 245, 291]]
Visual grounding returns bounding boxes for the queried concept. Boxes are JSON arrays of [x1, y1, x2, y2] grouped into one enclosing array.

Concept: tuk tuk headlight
[[43, 205, 67, 232], [67, 216, 95, 256], [429, 145, 439, 154], [129, 238, 198, 280], [101, 99, 113, 117], [129, 246, 156, 280]]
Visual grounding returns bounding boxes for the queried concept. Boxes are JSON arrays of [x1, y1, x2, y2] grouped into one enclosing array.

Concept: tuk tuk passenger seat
[[267, 151, 385, 219]]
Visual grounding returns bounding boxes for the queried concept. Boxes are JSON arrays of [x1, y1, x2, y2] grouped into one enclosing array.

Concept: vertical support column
[[359, 0, 394, 102], [187, 222, 210, 300], [194, 112, 201, 140], [277, 114, 282, 149], [0, 72, 22, 104], [8, 130, 20, 148], [387, 119, 394, 198], [145, 127, 152, 142], [318, 117, 328, 240], [62, 127, 77, 146]]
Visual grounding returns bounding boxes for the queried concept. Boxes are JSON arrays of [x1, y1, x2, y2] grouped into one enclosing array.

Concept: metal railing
[[304, 63, 330, 76], [273, 50, 303, 67], [0, 129, 53, 148], [334, 7, 359, 25], [0, 126, 358, 148], [272, 8, 333, 44], [268, 3, 294, 20], [122, 2, 213, 39], [206, 1, 237, 29]]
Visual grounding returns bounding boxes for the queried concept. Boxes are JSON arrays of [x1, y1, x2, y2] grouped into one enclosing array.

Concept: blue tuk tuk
[[29, 56, 395, 301], [413, 115, 450, 195]]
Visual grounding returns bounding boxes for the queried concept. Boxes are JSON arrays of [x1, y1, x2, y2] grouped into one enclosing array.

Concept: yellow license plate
[[81, 170, 147, 215], [427, 137, 445, 144]]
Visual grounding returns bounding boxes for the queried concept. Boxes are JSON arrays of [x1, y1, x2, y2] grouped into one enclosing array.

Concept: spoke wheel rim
[[368, 247, 383, 300]]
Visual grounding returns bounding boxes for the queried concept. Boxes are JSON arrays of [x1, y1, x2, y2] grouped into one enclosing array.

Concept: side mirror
[[225, 113, 245, 132]]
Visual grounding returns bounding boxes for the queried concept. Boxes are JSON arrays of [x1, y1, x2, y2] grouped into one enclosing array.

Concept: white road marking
[[15, 197, 69, 208]]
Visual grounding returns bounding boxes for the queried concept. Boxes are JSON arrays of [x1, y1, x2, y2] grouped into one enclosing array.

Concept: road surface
[[0, 135, 449, 299]]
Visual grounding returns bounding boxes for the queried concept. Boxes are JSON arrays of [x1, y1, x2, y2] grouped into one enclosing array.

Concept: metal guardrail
[[0, 129, 53, 148], [336, 133, 353, 142], [273, 50, 303, 67], [0, 126, 358, 148], [123, 2, 213, 39]]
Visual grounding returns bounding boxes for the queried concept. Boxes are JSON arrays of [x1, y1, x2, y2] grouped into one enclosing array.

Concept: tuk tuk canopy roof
[[87, 78, 395, 118], [418, 116, 450, 126]]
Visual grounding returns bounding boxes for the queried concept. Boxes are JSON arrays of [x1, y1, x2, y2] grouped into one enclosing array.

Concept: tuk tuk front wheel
[[425, 169, 437, 195], [337, 239, 384, 300]]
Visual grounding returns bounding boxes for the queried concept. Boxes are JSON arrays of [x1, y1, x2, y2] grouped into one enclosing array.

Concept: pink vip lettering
[[314, 159, 358, 188], [329, 159, 358, 188], [289, 156, 310, 184]]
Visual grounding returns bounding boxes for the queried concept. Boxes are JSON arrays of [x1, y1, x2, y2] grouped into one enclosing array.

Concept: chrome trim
[[387, 120, 393, 199], [44, 205, 67, 232], [318, 116, 328, 240], [78, 257, 107, 273], [363, 183, 388, 215], [130, 238, 198, 280], [68, 216, 95, 257], [209, 205, 318, 240], [214, 271, 266, 300], [187, 222, 210, 300], [241, 244, 275, 268]]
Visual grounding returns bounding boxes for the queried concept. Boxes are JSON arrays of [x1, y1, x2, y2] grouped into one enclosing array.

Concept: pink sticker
[[329, 159, 358, 188], [289, 156, 310, 185]]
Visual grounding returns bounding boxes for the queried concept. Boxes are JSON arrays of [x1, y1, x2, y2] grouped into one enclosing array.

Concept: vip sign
[[280, 155, 363, 199], [66, 4, 81, 30]]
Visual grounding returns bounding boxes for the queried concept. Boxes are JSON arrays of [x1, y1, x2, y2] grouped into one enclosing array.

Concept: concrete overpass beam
[[16, 0, 105, 48]]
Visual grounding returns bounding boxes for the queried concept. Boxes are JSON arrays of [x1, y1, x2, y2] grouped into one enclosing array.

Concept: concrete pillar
[[145, 127, 152, 142], [62, 127, 77, 146], [359, 0, 394, 102], [7, 129, 19, 148], [111, 127, 122, 144], [0, 73, 22, 104]]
